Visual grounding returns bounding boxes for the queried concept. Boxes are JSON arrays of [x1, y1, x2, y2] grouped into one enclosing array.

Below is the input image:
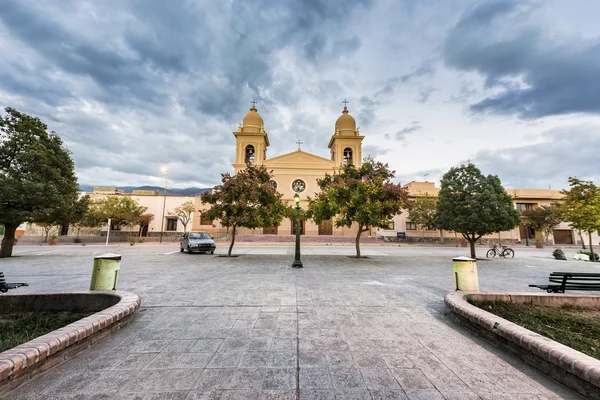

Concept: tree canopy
[[434, 163, 521, 258], [306, 158, 409, 258], [97, 196, 147, 228], [408, 194, 437, 234], [521, 204, 562, 244], [0, 107, 79, 257], [201, 165, 288, 256], [168, 200, 196, 232], [560, 177, 600, 261]]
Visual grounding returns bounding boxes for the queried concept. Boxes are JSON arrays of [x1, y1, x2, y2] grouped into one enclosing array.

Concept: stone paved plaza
[[2, 244, 599, 399]]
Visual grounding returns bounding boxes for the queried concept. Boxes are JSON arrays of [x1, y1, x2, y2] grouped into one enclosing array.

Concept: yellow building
[[192, 103, 366, 237], [377, 181, 598, 245]]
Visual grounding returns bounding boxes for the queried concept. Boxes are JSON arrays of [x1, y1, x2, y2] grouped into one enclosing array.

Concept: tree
[[71, 205, 105, 239], [434, 163, 521, 259], [137, 213, 154, 237], [168, 201, 195, 233], [560, 178, 600, 261], [306, 158, 409, 258], [201, 165, 287, 257], [408, 194, 437, 239], [97, 196, 147, 238], [521, 204, 562, 245], [0, 108, 79, 258]]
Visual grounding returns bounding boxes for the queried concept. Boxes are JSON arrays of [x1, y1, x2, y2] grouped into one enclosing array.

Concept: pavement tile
[[353, 353, 389, 369], [184, 391, 222, 400], [330, 368, 366, 389], [262, 368, 296, 389], [405, 390, 446, 400], [300, 368, 333, 389], [194, 368, 236, 390], [227, 368, 266, 389], [333, 389, 372, 399], [370, 389, 410, 399], [360, 368, 402, 389], [206, 352, 242, 368], [391, 369, 435, 391], [300, 389, 336, 400]]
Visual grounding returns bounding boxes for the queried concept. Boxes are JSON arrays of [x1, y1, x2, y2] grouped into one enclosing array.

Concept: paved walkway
[[3, 245, 596, 399]]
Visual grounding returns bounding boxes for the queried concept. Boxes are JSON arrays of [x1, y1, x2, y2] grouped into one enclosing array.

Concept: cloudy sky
[[1, 0, 599, 190]]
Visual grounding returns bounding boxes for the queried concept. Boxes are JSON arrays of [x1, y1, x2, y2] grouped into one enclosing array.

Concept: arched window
[[245, 145, 255, 164], [343, 148, 353, 165]]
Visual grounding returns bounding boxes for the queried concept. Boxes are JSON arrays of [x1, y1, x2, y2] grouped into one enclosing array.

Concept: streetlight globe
[[161, 167, 168, 174], [294, 192, 300, 207]]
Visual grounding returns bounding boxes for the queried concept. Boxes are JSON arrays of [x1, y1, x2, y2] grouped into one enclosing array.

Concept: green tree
[[306, 158, 409, 258], [98, 196, 147, 239], [434, 163, 521, 259], [560, 178, 600, 261], [137, 213, 155, 237], [71, 204, 105, 239], [168, 201, 196, 232], [201, 165, 287, 257], [521, 204, 562, 245], [408, 194, 437, 239], [0, 108, 79, 258]]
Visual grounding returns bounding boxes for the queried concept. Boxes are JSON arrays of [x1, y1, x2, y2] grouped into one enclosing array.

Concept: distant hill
[[79, 184, 212, 196]]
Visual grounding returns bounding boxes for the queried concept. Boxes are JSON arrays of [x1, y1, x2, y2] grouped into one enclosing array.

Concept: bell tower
[[233, 100, 270, 173], [328, 100, 364, 168]]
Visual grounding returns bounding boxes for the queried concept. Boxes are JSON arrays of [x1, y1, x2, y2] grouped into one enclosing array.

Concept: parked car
[[180, 231, 216, 254]]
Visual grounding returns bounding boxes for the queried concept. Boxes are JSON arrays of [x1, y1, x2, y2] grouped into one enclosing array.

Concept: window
[[166, 218, 177, 231], [200, 214, 212, 226], [343, 148, 353, 165], [387, 221, 395, 230], [516, 203, 535, 212], [189, 232, 210, 240], [245, 145, 255, 164], [406, 221, 417, 230]]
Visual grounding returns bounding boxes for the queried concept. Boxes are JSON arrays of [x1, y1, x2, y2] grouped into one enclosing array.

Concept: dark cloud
[[474, 125, 600, 189], [0, 0, 371, 187], [395, 121, 421, 141], [444, 0, 600, 119]]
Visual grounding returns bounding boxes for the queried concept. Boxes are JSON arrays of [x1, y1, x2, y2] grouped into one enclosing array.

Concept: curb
[[445, 292, 600, 399], [0, 291, 141, 395]]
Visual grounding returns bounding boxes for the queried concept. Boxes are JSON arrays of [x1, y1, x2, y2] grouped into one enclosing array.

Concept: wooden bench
[[529, 272, 600, 293], [0, 272, 28, 293]]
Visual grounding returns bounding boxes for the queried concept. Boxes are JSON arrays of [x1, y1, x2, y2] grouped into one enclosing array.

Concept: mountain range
[[78, 185, 212, 196]]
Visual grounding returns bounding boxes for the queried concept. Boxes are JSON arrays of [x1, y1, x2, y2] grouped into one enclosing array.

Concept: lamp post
[[159, 167, 168, 243], [292, 192, 303, 268]]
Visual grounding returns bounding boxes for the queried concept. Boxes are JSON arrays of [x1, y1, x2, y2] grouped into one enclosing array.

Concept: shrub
[[552, 248, 565, 258]]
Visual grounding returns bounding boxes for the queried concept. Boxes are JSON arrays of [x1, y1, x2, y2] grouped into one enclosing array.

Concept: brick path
[[1, 246, 592, 399]]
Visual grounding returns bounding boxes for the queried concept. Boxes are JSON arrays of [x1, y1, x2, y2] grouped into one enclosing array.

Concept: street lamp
[[292, 192, 303, 268], [159, 167, 168, 243]]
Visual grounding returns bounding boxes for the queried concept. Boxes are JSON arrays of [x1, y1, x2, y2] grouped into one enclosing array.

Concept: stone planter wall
[[0, 291, 141, 395], [445, 292, 600, 399]]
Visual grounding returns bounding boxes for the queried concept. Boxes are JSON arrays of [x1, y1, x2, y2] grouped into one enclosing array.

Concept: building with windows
[[376, 181, 599, 245], [191, 103, 366, 237]]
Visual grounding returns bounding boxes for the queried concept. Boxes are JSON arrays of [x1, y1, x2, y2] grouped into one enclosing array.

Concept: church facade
[[191, 103, 367, 237]]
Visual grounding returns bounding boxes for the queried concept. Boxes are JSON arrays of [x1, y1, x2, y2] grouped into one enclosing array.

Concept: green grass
[[0, 311, 92, 353], [469, 300, 600, 360]]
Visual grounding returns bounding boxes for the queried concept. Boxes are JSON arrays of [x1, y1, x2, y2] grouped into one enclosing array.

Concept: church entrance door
[[318, 219, 333, 235], [291, 218, 305, 235]]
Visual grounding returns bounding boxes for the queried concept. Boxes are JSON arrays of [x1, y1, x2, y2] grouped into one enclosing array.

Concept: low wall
[[0, 291, 141, 395], [445, 292, 600, 399]]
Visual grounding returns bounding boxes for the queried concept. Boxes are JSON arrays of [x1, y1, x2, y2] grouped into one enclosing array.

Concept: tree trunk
[[0, 223, 18, 258], [355, 226, 362, 258], [464, 234, 477, 259], [579, 230, 586, 249], [589, 231, 596, 262], [440, 229, 444, 244], [228, 225, 236, 257]]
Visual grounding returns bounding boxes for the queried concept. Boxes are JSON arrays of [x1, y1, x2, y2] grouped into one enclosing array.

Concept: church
[[191, 102, 368, 237]]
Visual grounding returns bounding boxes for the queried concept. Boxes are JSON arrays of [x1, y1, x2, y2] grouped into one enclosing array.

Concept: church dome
[[242, 105, 264, 132], [335, 106, 356, 132]]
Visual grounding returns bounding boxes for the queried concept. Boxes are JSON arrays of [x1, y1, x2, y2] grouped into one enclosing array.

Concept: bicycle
[[486, 243, 514, 258]]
